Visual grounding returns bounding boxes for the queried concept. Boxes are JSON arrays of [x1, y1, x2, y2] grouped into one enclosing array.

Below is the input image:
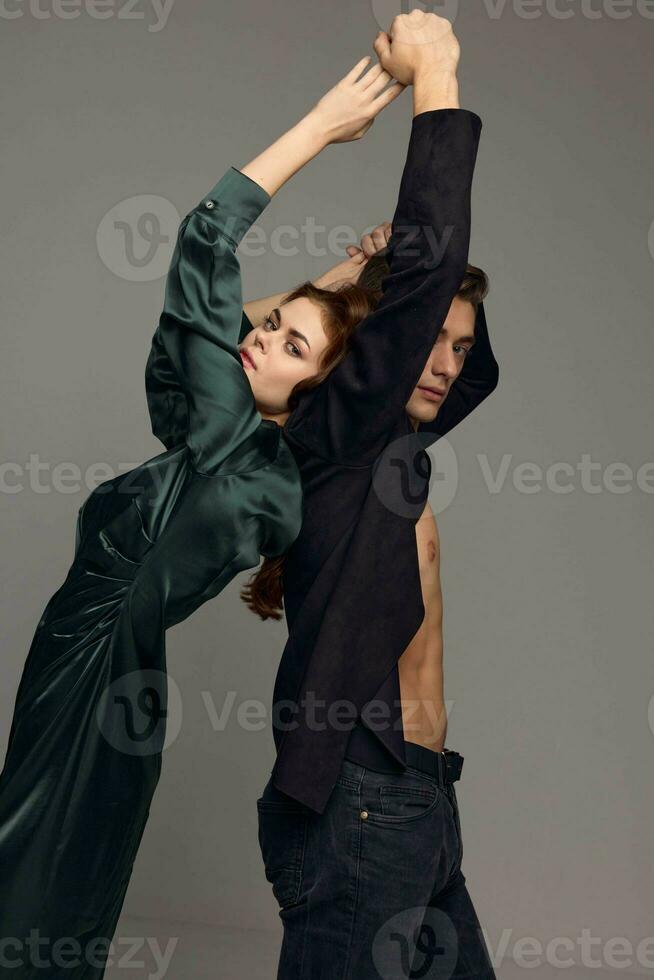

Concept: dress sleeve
[[145, 166, 271, 474], [283, 109, 485, 466]]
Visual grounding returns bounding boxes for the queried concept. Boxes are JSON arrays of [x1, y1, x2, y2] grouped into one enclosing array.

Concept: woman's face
[[238, 297, 330, 423]]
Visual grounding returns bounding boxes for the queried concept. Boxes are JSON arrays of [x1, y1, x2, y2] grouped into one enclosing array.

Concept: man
[[252, 12, 499, 978]]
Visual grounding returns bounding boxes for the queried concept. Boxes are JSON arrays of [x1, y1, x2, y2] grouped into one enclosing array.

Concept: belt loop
[[442, 748, 464, 783]]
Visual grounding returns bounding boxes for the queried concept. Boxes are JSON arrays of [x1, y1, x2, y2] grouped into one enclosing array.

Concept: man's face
[[405, 295, 476, 426]]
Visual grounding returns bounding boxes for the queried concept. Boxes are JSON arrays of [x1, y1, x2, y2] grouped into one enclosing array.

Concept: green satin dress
[[0, 166, 303, 978]]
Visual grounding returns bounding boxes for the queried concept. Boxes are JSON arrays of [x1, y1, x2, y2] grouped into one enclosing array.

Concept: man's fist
[[373, 10, 460, 87]]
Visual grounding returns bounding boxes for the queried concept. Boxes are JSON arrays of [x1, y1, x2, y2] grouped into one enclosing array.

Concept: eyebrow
[[438, 325, 476, 347], [272, 307, 311, 351]]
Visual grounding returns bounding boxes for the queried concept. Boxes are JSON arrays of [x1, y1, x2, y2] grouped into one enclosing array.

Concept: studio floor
[[104, 916, 641, 980]]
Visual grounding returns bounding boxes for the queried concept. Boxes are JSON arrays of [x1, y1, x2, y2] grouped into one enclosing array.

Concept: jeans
[[256, 751, 496, 979]]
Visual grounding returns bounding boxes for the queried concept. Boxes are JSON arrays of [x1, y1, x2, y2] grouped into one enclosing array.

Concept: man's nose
[[429, 350, 457, 379]]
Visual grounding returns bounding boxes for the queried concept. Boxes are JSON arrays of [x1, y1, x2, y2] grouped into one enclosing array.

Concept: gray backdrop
[[1, 0, 653, 975]]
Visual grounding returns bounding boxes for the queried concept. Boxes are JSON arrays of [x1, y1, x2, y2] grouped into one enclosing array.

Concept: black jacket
[[243, 108, 499, 814]]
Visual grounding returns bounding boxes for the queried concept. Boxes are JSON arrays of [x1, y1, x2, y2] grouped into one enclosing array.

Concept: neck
[[259, 410, 289, 428]]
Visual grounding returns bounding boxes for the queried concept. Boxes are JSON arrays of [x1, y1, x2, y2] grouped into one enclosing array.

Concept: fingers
[[359, 234, 375, 258], [373, 30, 391, 63], [370, 80, 406, 113], [358, 62, 386, 89], [360, 222, 392, 257], [377, 220, 392, 246], [362, 66, 395, 97], [361, 232, 387, 258], [370, 228, 387, 251], [344, 54, 371, 83]]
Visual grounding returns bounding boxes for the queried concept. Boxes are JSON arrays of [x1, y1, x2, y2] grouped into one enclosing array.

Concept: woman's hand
[[349, 219, 392, 259], [244, 221, 392, 326], [313, 252, 368, 290], [308, 56, 406, 145], [240, 54, 405, 200], [314, 220, 392, 289]]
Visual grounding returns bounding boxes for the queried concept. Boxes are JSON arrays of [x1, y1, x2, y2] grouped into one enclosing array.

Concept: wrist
[[412, 71, 460, 115], [296, 110, 332, 154], [313, 267, 339, 289]]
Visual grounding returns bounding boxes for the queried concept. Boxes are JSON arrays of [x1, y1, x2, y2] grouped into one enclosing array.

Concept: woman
[[0, 56, 405, 979]]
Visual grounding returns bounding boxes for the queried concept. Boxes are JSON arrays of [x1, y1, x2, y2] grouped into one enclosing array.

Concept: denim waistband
[[344, 721, 464, 785]]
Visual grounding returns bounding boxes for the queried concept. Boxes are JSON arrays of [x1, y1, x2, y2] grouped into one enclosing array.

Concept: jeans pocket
[[256, 789, 310, 911], [378, 782, 442, 820], [448, 783, 463, 870]]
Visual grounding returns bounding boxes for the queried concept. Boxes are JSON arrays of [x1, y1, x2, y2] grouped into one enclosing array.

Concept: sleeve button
[[204, 200, 215, 209], [360, 810, 369, 820]]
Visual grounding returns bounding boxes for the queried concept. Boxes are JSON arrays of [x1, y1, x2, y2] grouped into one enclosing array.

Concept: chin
[[409, 403, 440, 425]]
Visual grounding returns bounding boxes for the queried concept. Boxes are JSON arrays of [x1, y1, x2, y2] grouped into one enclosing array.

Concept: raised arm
[[144, 166, 273, 473], [239, 55, 405, 197], [283, 13, 488, 465], [145, 57, 405, 472]]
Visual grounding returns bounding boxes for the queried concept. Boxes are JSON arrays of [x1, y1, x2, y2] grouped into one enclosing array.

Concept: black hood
[[415, 298, 498, 448], [237, 295, 498, 452]]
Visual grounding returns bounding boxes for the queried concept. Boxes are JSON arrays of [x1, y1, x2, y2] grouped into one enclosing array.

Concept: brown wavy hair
[[240, 250, 489, 620], [240, 275, 383, 620]]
